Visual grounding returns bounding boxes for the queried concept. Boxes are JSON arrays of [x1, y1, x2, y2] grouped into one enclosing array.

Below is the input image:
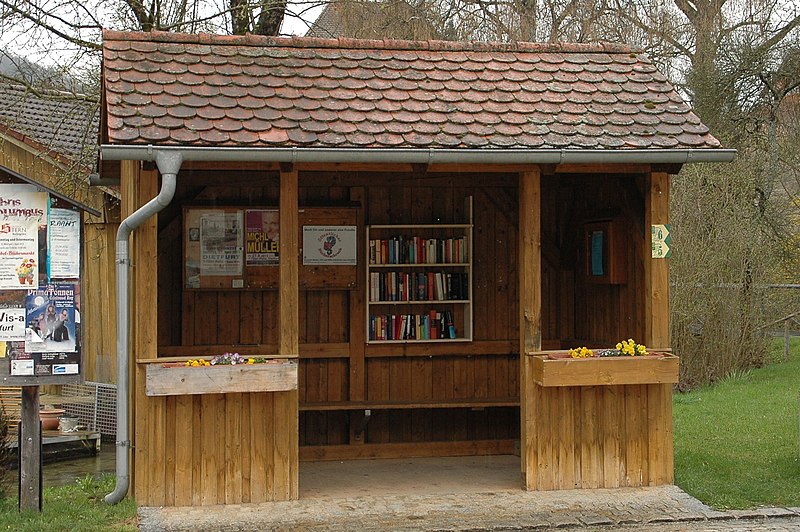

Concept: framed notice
[[185, 206, 358, 290], [184, 208, 244, 289], [302, 226, 357, 265]]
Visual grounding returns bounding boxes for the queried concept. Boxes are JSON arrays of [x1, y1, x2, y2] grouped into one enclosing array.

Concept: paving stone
[[579, 515, 614, 526], [755, 508, 798, 518]]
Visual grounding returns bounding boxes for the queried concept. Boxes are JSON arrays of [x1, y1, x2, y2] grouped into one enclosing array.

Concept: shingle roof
[[101, 31, 722, 151], [0, 83, 99, 163]]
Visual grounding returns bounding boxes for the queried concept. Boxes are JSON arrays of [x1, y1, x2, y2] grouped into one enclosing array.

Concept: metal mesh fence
[[60, 381, 116, 438]]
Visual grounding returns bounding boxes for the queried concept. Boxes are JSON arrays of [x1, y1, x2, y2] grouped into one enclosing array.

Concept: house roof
[[101, 31, 723, 152], [0, 83, 99, 165], [0, 163, 102, 216]]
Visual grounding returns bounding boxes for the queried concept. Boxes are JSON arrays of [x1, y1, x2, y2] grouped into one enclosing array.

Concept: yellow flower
[[248, 358, 255, 364]]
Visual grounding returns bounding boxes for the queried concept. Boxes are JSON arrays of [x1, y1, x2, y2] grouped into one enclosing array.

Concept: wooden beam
[[19, 386, 41, 511], [519, 169, 542, 488], [645, 171, 670, 348], [299, 439, 516, 461], [279, 168, 299, 357], [278, 167, 299, 500]]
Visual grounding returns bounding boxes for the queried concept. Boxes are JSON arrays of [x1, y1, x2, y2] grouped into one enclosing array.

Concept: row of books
[[369, 310, 457, 341], [369, 236, 467, 265], [369, 271, 469, 302]]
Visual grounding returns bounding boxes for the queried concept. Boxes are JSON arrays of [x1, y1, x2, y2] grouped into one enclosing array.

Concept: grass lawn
[[0, 474, 136, 531], [674, 337, 800, 509]]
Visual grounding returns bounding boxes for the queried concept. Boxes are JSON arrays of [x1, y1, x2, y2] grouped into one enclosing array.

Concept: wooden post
[[645, 170, 674, 485], [278, 166, 299, 499], [19, 386, 41, 511], [645, 171, 670, 348], [519, 169, 542, 488], [349, 187, 366, 444]]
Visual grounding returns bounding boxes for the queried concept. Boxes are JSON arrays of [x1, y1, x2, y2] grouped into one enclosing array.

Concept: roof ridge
[[101, 29, 641, 54], [0, 81, 98, 103]]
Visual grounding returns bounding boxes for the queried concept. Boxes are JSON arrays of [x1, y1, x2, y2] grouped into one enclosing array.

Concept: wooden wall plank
[[249, 392, 269, 502], [200, 394, 219, 505], [225, 393, 243, 504], [173, 394, 193, 506]]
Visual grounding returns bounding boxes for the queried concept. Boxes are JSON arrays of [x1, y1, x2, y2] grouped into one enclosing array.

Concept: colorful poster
[[48, 208, 81, 278], [245, 209, 279, 265], [199, 211, 243, 276], [24, 283, 76, 353], [0, 185, 47, 290], [302, 226, 357, 265]]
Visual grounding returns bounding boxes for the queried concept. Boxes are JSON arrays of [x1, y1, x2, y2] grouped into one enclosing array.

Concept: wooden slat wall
[[525, 383, 673, 489], [135, 389, 297, 506], [83, 221, 119, 383]]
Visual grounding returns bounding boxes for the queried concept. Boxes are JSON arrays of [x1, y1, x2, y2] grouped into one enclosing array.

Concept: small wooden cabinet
[[366, 198, 473, 343]]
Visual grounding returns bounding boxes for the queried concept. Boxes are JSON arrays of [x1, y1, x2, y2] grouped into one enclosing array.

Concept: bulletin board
[[0, 184, 83, 384], [184, 206, 358, 290]]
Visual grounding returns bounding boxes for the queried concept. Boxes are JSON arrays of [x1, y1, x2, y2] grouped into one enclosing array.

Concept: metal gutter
[[100, 145, 737, 165], [104, 150, 182, 505]]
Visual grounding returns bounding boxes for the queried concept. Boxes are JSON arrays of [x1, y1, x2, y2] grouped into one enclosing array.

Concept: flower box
[[531, 352, 679, 387], [145, 360, 298, 396]]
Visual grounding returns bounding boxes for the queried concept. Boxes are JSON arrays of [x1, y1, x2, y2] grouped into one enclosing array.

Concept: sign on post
[[651, 224, 671, 259]]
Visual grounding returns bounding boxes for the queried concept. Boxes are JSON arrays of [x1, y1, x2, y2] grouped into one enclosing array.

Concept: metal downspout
[[105, 150, 182, 504]]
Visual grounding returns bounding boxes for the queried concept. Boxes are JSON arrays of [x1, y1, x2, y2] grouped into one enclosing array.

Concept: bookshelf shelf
[[366, 197, 473, 344]]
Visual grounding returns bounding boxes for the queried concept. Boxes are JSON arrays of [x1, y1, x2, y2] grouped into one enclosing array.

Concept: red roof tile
[[101, 31, 721, 150]]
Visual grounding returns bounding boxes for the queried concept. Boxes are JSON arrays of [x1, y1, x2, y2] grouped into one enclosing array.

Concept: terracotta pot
[[40, 408, 65, 430]]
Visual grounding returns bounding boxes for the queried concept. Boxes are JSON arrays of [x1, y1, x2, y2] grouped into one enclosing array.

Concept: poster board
[[184, 206, 358, 290], [0, 184, 83, 384]]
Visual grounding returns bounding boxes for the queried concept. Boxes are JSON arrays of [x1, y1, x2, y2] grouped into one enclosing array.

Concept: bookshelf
[[366, 198, 473, 343]]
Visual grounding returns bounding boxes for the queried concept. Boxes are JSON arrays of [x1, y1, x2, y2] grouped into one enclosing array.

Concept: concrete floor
[[299, 455, 522, 499]]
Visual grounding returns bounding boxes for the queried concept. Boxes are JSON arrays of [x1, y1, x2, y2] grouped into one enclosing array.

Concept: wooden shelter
[[98, 31, 734, 506]]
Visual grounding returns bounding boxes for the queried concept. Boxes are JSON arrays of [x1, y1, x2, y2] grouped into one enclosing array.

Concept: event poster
[[0, 185, 47, 290], [48, 208, 81, 278], [302, 226, 357, 265], [245, 209, 279, 266], [24, 283, 77, 354], [199, 211, 243, 276]]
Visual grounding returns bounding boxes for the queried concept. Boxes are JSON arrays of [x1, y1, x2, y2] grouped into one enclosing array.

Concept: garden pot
[[39, 408, 65, 430]]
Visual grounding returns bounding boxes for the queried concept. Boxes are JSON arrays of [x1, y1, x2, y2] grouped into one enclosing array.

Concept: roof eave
[[100, 145, 737, 166]]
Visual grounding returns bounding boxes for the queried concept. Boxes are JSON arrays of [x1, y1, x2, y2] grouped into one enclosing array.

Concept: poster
[[0, 308, 26, 341], [245, 209, 279, 265], [199, 211, 243, 276], [24, 283, 76, 353], [48, 208, 81, 278], [302, 226, 357, 265], [6, 340, 78, 376], [0, 185, 47, 289]]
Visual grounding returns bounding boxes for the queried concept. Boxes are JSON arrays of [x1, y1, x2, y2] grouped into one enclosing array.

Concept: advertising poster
[[24, 283, 76, 354], [0, 185, 47, 290], [245, 209, 279, 266], [302, 226, 357, 265], [0, 307, 26, 341], [48, 208, 81, 278], [6, 340, 79, 376], [199, 211, 243, 276]]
